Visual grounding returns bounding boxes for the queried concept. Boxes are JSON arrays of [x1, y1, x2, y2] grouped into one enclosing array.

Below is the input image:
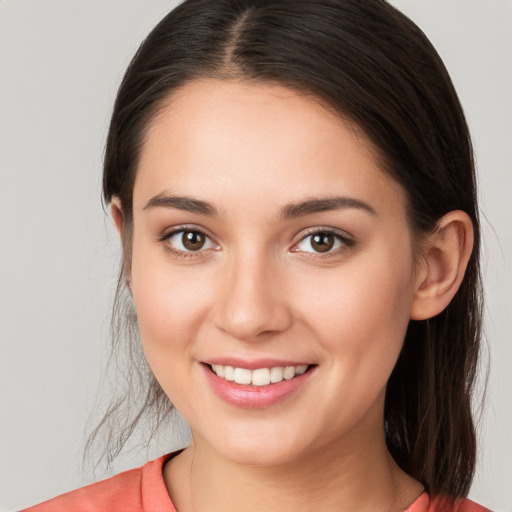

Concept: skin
[[112, 79, 473, 511]]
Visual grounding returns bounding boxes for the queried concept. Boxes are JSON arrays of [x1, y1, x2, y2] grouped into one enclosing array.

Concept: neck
[[164, 418, 423, 512]]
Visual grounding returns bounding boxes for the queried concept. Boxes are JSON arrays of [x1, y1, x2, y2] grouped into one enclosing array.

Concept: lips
[[202, 360, 315, 408]]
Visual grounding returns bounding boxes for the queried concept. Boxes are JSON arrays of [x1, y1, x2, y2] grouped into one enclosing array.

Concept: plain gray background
[[0, 1, 511, 510]]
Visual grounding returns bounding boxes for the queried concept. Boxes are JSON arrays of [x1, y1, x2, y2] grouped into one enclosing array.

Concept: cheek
[[129, 253, 216, 414], [297, 250, 414, 372], [130, 243, 212, 355], [290, 254, 415, 435]]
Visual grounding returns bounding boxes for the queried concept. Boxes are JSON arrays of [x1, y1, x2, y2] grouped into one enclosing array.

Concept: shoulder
[[22, 453, 177, 512], [21, 466, 144, 512], [447, 498, 492, 512], [406, 492, 492, 512]]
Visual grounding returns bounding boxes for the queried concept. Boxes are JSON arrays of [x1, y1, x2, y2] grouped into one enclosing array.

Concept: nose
[[213, 251, 293, 342]]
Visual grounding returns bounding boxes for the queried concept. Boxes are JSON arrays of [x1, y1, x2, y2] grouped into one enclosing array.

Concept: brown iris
[[311, 233, 335, 253], [182, 230, 206, 251]]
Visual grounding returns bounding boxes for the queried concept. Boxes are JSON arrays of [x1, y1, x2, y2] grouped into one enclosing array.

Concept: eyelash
[[158, 226, 355, 260], [291, 228, 355, 259], [158, 225, 218, 259]]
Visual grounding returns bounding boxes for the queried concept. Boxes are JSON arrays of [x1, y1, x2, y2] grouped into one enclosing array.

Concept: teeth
[[212, 364, 224, 378], [210, 364, 309, 386], [224, 365, 235, 381], [283, 366, 295, 380], [296, 365, 308, 375], [270, 367, 284, 383], [252, 368, 271, 386], [234, 368, 252, 385]]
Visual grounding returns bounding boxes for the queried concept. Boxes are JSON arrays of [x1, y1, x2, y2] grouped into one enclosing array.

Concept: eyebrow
[[280, 197, 377, 219], [143, 193, 219, 216], [143, 193, 377, 218]]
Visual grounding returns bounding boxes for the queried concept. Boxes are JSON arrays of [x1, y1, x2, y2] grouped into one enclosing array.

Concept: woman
[[23, 0, 490, 510]]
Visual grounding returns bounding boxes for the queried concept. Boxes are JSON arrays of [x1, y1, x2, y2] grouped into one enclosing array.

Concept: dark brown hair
[[92, 0, 483, 498]]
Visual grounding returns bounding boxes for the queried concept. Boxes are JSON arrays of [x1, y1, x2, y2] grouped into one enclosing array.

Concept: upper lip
[[203, 358, 314, 370]]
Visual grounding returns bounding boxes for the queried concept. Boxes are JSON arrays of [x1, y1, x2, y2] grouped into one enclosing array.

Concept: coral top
[[22, 453, 490, 512]]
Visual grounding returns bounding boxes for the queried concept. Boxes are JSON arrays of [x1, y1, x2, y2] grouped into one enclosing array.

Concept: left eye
[[294, 232, 348, 254], [167, 229, 218, 252]]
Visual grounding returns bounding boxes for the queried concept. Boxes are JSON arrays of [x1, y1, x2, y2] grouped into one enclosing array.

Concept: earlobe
[[410, 211, 474, 320]]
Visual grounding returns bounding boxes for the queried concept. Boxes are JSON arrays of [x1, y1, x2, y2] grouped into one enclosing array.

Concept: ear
[[110, 196, 125, 236], [110, 196, 132, 288], [410, 210, 474, 320]]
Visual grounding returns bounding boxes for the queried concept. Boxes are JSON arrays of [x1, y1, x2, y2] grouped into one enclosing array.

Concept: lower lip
[[202, 364, 314, 408]]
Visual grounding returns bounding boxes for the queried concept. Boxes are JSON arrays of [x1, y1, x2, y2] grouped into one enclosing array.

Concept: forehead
[[134, 79, 406, 219]]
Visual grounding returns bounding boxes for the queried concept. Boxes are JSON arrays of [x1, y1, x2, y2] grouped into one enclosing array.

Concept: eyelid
[[290, 226, 355, 256], [157, 224, 354, 259], [158, 224, 220, 256]]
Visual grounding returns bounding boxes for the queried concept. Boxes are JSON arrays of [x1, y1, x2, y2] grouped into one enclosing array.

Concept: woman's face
[[128, 79, 420, 466]]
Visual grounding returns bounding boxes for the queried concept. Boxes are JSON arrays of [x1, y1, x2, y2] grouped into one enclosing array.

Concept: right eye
[[161, 228, 219, 255]]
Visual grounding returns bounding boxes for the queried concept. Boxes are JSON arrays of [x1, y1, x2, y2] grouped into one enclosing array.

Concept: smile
[[210, 364, 309, 386], [203, 361, 316, 408]]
